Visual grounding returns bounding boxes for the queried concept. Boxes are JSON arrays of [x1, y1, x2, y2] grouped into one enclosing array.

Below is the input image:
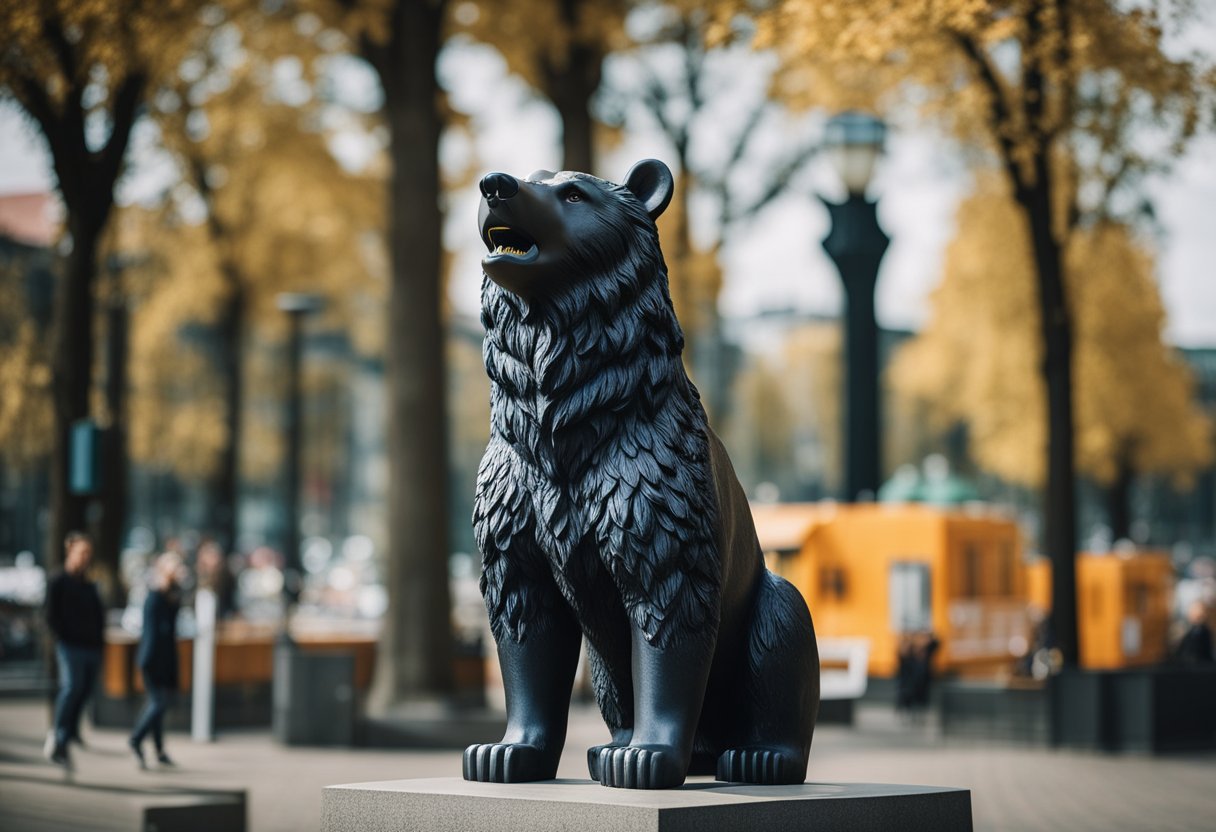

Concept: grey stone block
[[321, 777, 972, 832]]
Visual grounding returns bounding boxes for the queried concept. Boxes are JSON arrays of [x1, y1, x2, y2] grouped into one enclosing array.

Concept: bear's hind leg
[[593, 626, 716, 789], [579, 592, 637, 781], [584, 646, 631, 782], [716, 571, 819, 785]]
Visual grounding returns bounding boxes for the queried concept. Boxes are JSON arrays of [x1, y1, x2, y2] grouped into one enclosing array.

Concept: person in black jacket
[[45, 531, 105, 768], [128, 552, 183, 769], [1176, 600, 1214, 665]]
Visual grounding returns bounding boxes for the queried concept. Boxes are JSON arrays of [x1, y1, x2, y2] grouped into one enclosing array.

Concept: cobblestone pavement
[[1, 699, 1213, 831]]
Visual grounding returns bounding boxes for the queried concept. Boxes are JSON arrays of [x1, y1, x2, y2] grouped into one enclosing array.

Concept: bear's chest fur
[[479, 278, 724, 645]]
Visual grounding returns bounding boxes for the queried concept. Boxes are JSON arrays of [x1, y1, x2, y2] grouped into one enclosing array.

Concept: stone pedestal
[[321, 777, 972, 832]]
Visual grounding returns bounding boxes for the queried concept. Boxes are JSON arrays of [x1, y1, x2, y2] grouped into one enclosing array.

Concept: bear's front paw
[[463, 742, 556, 783], [594, 744, 685, 789]]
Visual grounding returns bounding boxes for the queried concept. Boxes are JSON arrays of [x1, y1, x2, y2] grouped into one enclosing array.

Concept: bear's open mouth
[[485, 226, 539, 262]]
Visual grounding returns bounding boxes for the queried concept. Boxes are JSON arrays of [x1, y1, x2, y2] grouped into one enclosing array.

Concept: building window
[[890, 561, 932, 633], [820, 566, 847, 601]]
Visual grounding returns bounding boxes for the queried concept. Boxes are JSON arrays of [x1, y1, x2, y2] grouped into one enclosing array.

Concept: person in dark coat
[[895, 634, 917, 715], [45, 531, 105, 767], [895, 631, 940, 723], [129, 553, 183, 768], [910, 631, 941, 710], [1175, 601, 1214, 665]]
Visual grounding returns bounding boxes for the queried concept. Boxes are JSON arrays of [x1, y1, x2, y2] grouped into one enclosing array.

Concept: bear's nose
[[480, 172, 519, 204]]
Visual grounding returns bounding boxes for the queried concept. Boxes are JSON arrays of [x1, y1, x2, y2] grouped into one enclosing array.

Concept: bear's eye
[[563, 190, 583, 203]]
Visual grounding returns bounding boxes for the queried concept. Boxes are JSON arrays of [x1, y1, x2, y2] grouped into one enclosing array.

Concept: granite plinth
[[321, 777, 972, 832]]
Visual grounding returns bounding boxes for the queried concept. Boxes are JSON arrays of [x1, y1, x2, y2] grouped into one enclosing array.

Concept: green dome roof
[[879, 458, 982, 506]]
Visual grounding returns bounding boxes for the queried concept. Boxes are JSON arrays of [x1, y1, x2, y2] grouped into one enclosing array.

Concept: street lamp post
[[276, 292, 325, 633], [820, 112, 889, 502]]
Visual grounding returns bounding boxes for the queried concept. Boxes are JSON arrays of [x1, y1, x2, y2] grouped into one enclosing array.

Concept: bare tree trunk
[[47, 220, 98, 575], [96, 298, 129, 605], [1105, 452, 1133, 543], [212, 282, 244, 552], [542, 0, 603, 174], [364, 0, 455, 710], [547, 54, 599, 174], [1018, 165, 1080, 668]]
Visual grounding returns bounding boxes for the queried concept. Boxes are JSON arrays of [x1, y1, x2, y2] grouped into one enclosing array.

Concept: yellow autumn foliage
[[892, 179, 1213, 489], [734, 0, 1212, 221], [0, 0, 206, 102], [453, 0, 630, 93], [107, 9, 383, 482]]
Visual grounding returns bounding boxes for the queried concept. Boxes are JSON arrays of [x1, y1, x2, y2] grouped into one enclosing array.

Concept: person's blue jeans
[[53, 644, 102, 748], [130, 674, 174, 753]]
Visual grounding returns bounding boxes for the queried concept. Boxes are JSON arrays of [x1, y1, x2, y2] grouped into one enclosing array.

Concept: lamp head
[[824, 111, 886, 197]]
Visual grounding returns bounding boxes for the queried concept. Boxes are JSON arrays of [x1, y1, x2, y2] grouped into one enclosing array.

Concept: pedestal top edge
[[323, 777, 969, 809]]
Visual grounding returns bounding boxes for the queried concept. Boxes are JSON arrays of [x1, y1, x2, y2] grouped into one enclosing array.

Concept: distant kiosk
[[752, 501, 1028, 680]]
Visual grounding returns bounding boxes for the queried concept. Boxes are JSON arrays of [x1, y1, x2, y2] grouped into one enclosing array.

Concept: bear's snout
[[480, 172, 519, 206]]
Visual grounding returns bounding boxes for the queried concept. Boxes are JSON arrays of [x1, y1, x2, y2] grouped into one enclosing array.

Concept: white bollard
[[192, 588, 217, 742]]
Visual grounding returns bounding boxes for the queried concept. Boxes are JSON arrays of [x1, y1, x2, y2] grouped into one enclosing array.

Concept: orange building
[[753, 502, 1029, 678], [1024, 552, 1173, 670]]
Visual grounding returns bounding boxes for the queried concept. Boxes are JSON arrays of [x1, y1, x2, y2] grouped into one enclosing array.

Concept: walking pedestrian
[[44, 531, 105, 768], [128, 552, 183, 769]]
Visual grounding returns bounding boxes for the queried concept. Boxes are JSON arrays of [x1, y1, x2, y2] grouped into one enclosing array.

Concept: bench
[[818, 637, 870, 725]]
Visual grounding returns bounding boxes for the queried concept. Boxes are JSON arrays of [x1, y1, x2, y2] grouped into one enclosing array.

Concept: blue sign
[[69, 419, 101, 495]]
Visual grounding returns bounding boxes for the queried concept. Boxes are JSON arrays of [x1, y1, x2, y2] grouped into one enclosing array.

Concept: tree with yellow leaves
[[602, 5, 818, 413], [0, 0, 209, 574], [137, 7, 382, 553], [736, 0, 1215, 665], [894, 181, 1212, 541]]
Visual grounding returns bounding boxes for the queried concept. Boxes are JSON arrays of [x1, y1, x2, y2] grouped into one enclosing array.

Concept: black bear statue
[[465, 159, 820, 790]]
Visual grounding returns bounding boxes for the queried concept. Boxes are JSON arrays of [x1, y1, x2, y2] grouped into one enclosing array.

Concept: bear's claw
[[595, 745, 684, 789], [463, 742, 555, 783], [715, 747, 803, 785]]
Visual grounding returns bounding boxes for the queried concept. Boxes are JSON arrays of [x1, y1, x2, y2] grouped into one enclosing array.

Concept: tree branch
[[949, 29, 1026, 192], [96, 72, 146, 190], [1022, 3, 1046, 143], [637, 59, 681, 148], [1049, 0, 1074, 141], [708, 101, 770, 229], [10, 75, 85, 213], [9, 74, 61, 141], [359, 31, 389, 80], [41, 20, 79, 86], [733, 139, 818, 223]]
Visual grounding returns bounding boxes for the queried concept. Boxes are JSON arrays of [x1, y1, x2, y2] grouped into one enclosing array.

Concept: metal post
[[821, 194, 889, 502], [283, 309, 303, 616], [192, 588, 217, 742], [275, 293, 323, 645]]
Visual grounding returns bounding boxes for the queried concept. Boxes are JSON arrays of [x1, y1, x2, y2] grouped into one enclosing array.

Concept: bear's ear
[[623, 159, 674, 220]]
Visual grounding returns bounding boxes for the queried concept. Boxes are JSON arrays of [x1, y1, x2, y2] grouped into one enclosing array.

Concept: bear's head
[[478, 159, 675, 297]]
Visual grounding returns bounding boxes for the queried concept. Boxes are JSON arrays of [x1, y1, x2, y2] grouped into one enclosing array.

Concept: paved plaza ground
[[1, 698, 1214, 831]]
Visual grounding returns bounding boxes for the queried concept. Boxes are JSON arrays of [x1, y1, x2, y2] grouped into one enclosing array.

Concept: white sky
[[2, 35, 1214, 347]]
